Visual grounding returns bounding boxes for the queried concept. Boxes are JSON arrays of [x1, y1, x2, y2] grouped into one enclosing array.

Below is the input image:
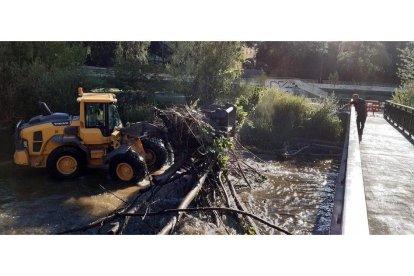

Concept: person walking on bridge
[[348, 94, 367, 141]]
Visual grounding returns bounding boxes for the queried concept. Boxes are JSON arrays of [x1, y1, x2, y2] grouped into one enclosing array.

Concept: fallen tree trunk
[[152, 157, 188, 185], [158, 171, 209, 235], [223, 172, 261, 235], [121, 207, 291, 235]]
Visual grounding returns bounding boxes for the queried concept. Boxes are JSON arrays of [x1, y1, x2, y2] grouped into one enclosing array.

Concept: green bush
[[0, 42, 93, 125], [302, 96, 343, 141], [240, 88, 343, 150], [229, 84, 264, 130], [121, 104, 154, 123], [393, 82, 414, 107], [34, 67, 106, 116], [111, 61, 168, 92], [115, 91, 154, 123]]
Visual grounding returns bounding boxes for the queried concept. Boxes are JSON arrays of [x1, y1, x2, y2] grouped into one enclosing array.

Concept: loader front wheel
[[142, 138, 169, 172], [47, 146, 85, 180], [109, 151, 147, 184]]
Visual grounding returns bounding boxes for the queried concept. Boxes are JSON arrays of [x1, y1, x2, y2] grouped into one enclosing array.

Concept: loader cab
[[77, 90, 123, 145], [85, 103, 123, 136]]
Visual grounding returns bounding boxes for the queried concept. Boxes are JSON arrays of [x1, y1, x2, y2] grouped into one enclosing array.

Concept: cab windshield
[[109, 104, 123, 131]]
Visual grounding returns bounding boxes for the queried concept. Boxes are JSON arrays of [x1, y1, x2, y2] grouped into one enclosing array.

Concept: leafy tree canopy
[[167, 41, 244, 105]]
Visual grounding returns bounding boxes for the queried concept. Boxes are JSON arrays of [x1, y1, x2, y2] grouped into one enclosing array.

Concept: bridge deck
[[360, 112, 414, 234]]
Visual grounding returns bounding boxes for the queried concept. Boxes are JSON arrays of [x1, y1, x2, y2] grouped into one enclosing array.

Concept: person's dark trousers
[[356, 115, 367, 136]]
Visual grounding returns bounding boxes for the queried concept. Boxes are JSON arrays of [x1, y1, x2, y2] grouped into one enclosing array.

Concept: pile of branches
[[58, 106, 290, 235]]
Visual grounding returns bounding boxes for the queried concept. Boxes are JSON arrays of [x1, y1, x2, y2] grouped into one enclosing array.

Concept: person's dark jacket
[[351, 99, 367, 118]]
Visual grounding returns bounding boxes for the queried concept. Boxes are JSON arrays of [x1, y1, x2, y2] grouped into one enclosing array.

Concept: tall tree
[[168, 41, 244, 105], [256, 41, 328, 79], [115, 42, 150, 64], [336, 42, 391, 82], [85, 42, 150, 67], [0, 42, 87, 124], [393, 42, 414, 107], [396, 43, 414, 86], [256, 41, 399, 83]]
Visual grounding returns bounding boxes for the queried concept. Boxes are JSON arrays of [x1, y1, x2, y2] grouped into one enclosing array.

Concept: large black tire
[[141, 138, 169, 172], [47, 146, 86, 180], [109, 150, 147, 184]]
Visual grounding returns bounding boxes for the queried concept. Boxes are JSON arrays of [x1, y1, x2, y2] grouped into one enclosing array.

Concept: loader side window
[[85, 103, 106, 129]]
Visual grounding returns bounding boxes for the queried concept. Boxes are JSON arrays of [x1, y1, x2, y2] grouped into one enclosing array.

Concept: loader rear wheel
[[109, 151, 147, 184], [142, 138, 169, 172], [47, 146, 85, 180]]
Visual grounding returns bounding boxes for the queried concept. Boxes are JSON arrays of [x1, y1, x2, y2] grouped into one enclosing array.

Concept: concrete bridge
[[330, 101, 414, 234], [266, 78, 397, 101]]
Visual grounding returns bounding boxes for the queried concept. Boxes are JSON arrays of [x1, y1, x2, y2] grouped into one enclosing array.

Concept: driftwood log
[[158, 172, 208, 234]]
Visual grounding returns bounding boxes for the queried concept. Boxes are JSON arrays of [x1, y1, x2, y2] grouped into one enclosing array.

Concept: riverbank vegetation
[[393, 44, 414, 107], [0, 42, 100, 126], [255, 41, 402, 83], [1, 41, 410, 141], [239, 87, 342, 150]]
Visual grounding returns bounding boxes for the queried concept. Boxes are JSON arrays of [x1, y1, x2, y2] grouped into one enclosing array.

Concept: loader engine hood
[[27, 113, 71, 126]]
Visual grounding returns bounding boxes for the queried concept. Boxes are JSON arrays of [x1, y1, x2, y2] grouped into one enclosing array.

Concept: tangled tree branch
[[58, 105, 293, 235], [122, 207, 291, 235]]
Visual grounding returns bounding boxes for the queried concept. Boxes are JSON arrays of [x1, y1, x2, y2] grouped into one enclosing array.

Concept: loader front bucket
[[204, 104, 237, 137]]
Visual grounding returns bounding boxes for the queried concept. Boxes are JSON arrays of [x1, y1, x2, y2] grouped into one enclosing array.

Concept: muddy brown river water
[[0, 129, 340, 234]]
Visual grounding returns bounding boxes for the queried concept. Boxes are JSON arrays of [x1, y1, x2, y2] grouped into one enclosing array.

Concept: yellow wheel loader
[[13, 88, 170, 183]]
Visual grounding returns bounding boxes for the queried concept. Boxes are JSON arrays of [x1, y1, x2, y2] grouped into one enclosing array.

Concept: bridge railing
[[384, 101, 414, 138], [337, 98, 350, 111], [330, 107, 370, 235]]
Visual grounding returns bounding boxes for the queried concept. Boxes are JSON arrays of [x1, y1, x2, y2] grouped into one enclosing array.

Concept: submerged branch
[[158, 171, 209, 235], [123, 207, 291, 235]]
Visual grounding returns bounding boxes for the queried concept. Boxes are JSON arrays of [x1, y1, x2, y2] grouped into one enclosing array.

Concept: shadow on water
[[0, 129, 142, 234]]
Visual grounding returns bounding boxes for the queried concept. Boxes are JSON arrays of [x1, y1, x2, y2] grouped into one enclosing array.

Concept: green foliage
[[167, 42, 244, 105], [393, 81, 414, 107], [246, 227, 257, 235], [112, 61, 166, 91], [120, 104, 153, 123], [211, 137, 234, 171], [34, 68, 104, 116], [397, 44, 414, 86], [113, 91, 154, 122], [336, 42, 391, 82], [0, 42, 90, 125], [114, 42, 150, 64], [233, 85, 264, 130], [394, 44, 414, 107], [328, 71, 339, 85], [240, 88, 342, 150], [0, 42, 86, 69], [302, 96, 343, 140], [256, 41, 328, 78], [256, 41, 401, 83], [105, 42, 170, 92], [85, 42, 118, 67], [84, 42, 150, 67]]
